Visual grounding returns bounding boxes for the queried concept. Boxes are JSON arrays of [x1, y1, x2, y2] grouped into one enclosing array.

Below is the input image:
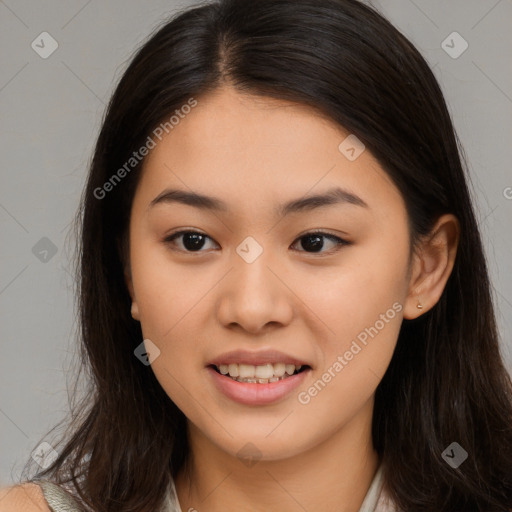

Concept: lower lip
[[207, 366, 310, 406]]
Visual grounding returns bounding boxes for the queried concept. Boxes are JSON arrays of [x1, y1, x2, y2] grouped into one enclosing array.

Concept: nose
[[216, 248, 294, 335]]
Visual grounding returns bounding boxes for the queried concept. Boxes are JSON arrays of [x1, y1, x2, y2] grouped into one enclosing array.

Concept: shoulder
[[0, 482, 50, 511]]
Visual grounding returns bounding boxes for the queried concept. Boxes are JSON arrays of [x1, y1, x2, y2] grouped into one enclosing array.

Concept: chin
[[202, 421, 318, 462]]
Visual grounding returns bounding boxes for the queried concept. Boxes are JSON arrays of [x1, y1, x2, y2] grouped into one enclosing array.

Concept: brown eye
[[291, 232, 350, 254], [164, 231, 218, 252]]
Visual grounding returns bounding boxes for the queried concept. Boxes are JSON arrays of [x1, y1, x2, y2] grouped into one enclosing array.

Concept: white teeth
[[239, 364, 255, 378], [215, 362, 305, 381], [255, 364, 274, 379], [285, 364, 295, 375], [273, 363, 286, 377], [228, 363, 239, 377]]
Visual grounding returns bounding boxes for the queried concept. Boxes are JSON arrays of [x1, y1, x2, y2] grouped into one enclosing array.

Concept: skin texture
[[125, 86, 459, 512]]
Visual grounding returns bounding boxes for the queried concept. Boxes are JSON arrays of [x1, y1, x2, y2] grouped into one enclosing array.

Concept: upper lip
[[207, 349, 312, 368]]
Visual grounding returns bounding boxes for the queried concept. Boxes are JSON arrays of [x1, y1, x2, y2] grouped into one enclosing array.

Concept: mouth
[[209, 363, 310, 384]]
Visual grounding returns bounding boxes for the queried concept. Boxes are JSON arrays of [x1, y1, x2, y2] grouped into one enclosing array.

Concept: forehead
[[136, 86, 404, 217], [148, 87, 345, 160]]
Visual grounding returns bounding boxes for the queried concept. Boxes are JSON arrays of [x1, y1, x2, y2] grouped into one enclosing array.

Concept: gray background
[[1, 0, 511, 486]]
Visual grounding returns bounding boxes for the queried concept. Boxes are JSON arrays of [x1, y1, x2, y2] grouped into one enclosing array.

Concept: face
[[126, 85, 412, 461]]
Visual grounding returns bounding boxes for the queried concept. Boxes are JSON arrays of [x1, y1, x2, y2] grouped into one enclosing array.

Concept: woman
[[1, 0, 511, 510]]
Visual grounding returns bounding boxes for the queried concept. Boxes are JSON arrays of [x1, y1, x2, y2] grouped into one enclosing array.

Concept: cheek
[[130, 253, 212, 416], [298, 230, 408, 390], [302, 240, 408, 340], [128, 244, 216, 410], [130, 235, 215, 339], [300, 274, 403, 401], [293, 254, 406, 421]]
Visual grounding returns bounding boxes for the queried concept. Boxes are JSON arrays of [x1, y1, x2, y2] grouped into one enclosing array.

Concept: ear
[[125, 269, 140, 321], [403, 214, 460, 319], [118, 235, 140, 322]]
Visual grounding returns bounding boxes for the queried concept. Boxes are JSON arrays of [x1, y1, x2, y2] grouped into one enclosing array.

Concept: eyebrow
[[148, 186, 369, 216]]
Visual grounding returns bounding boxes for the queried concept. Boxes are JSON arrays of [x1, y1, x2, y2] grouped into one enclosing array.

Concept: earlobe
[[124, 269, 140, 321], [403, 214, 460, 319], [131, 301, 140, 321]]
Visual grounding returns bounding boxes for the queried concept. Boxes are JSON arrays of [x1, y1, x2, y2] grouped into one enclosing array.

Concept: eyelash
[[163, 229, 351, 255]]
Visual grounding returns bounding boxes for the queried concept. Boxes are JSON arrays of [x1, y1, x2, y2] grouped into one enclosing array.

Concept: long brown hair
[[22, 0, 512, 510]]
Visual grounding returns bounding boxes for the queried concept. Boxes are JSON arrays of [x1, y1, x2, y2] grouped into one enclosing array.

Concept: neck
[[174, 397, 379, 512]]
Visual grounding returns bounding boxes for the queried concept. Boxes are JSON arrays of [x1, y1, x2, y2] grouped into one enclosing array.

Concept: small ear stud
[[417, 301, 423, 310]]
